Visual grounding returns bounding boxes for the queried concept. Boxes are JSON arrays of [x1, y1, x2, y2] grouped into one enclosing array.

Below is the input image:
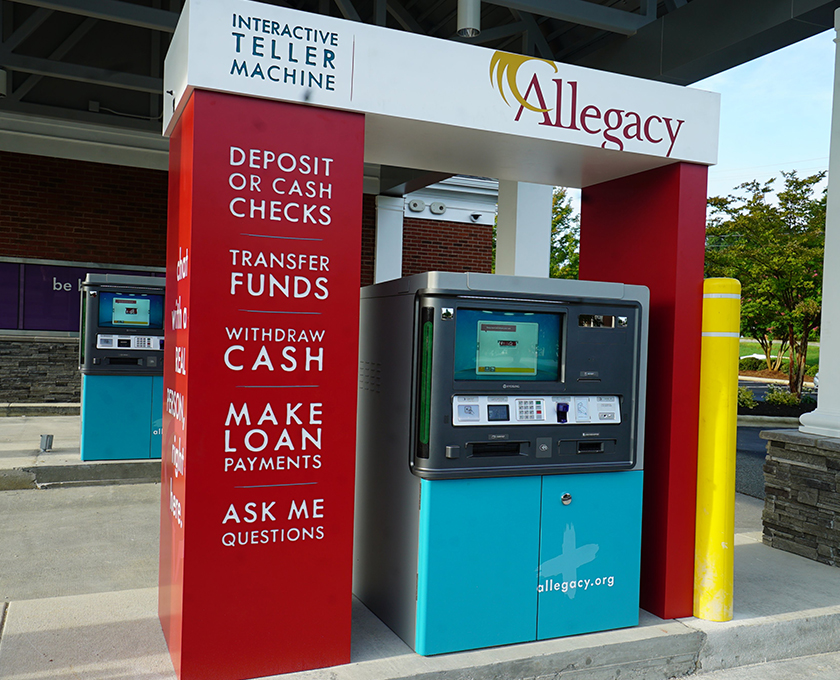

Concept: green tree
[[550, 187, 579, 279], [739, 295, 788, 371], [706, 171, 825, 397]]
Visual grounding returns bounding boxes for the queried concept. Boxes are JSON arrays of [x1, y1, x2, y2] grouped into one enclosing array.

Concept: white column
[[495, 181, 552, 277], [374, 195, 404, 283], [800, 9, 840, 438]]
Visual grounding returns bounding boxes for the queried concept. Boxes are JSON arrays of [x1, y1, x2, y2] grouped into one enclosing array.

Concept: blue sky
[[695, 30, 835, 199]]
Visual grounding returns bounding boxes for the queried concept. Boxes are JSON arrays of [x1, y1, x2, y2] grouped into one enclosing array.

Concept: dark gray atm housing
[[358, 272, 649, 480], [80, 273, 165, 376]]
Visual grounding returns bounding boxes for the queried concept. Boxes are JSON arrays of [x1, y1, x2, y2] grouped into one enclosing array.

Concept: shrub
[[739, 358, 764, 371], [765, 384, 801, 406], [737, 387, 757, 409]]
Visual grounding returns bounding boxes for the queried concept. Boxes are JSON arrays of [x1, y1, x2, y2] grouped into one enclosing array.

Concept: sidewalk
[[0, 415, 159, 490], [1, 417, 840, 679]]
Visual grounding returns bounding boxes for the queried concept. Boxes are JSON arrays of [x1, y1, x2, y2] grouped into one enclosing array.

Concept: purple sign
[[0, 263, 20, 329], [22, 265, 91, 331], [1, 262, 164, 332]]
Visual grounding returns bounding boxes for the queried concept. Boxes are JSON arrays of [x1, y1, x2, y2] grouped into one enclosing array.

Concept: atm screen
[[98, 292, 165, 329], [454, 309, 561, 381]]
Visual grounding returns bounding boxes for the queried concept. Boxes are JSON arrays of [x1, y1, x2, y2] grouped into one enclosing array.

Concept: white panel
[[374, 195, 404, 283], [800, 8, 840, 438], [496, 181, 552, 277], [163, 0, 721, 186]]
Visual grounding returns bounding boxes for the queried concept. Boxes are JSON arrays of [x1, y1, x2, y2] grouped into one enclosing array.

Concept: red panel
[[579, 163, 707, 620], [159, 93, 194, 677], [159, 90, 364, 680]]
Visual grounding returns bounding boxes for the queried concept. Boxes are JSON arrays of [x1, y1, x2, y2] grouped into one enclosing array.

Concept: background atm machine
[[79, 273, 165, 461], [355, 272, 648, 655]]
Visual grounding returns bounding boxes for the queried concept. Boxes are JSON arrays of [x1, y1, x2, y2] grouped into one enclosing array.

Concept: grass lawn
[[739, 339, 819, 370]]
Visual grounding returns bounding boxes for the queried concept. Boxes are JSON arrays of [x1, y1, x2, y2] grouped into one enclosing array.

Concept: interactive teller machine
[[79, 273, 165, 461], [354, 272, 648, 655]]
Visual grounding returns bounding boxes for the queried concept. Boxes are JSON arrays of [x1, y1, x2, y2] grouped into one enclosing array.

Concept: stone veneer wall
[[762, 428, 840, 567], [0, 337, 81, 403]]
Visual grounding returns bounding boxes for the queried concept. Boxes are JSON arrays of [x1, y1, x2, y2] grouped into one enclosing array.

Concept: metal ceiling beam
[[575, 0, 840, 85], [387, 0, 425, 33], [482, 0, 655, 35], [333, 0, 361, 22], [1, 52, 162, 93], [8, 16, 97, 101], [374, 0, 386, 25], [513, 10, 552, 58], [0, 98, 161, 132], [1, 8, 52, 52], [7, 0, 179, 32]]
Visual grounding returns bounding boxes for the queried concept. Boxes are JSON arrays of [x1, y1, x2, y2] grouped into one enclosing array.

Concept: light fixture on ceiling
[[457, 0, 480, 38]]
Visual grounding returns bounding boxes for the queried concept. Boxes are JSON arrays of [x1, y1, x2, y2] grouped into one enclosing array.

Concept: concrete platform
[[0, 415, 159, 489], [1, 418, 840, 679]]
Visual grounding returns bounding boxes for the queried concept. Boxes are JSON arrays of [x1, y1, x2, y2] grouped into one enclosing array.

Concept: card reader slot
[[468, 441, 528, 457], [105, 357, 143, 366]]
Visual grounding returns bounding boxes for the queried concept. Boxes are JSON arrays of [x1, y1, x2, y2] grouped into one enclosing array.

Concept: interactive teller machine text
[[79, 273, 165, 461], [354, 272, 648, 655]]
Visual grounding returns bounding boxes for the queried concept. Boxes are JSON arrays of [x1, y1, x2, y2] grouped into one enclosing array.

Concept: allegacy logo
[[489, 51, 685, 157]]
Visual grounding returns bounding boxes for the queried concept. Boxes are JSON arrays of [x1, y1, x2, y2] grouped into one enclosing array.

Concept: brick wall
[[359, 197, 494, 287], [0, 150, 167, 267], [1, 152, 494, 285], [361, 193, 376, 287], [402, 216, 494, 277]]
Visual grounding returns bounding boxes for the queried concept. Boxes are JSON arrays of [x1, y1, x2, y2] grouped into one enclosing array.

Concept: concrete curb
[[0, 461, 160, 490], [738, 416, 801, 427], [0, 403, 80, 417], [0, 468, 36, 491], [691, 607, 840, 674]]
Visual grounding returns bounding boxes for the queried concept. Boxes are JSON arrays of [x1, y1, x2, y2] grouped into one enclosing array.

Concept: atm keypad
[[516, 399, 545, 421]]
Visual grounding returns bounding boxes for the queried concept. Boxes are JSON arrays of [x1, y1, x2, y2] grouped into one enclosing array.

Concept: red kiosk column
[[159, 90, 364, 680], [579, 162, 708, 620]]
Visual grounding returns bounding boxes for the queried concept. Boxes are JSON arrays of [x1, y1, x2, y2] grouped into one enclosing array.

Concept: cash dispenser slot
[[468, 441, 529, 457], [578, 441, 605, 453]]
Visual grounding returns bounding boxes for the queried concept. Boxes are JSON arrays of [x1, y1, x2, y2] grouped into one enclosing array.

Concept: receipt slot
[[79, 273, 165, 461], [354, 272, 648, 655]]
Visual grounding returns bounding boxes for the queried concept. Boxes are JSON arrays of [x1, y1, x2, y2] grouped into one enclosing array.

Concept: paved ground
[[0, 483, 160, 602], [699, 652, 840, 679], [735, 427, 766, 499]]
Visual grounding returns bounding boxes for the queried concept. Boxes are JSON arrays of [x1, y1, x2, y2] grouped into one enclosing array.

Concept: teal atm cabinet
[[80, 374, 163, 461], [414, 472, 643, 654]]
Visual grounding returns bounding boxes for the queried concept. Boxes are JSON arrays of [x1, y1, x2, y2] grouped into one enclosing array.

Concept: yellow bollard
[[694, 277, 741, 622]]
